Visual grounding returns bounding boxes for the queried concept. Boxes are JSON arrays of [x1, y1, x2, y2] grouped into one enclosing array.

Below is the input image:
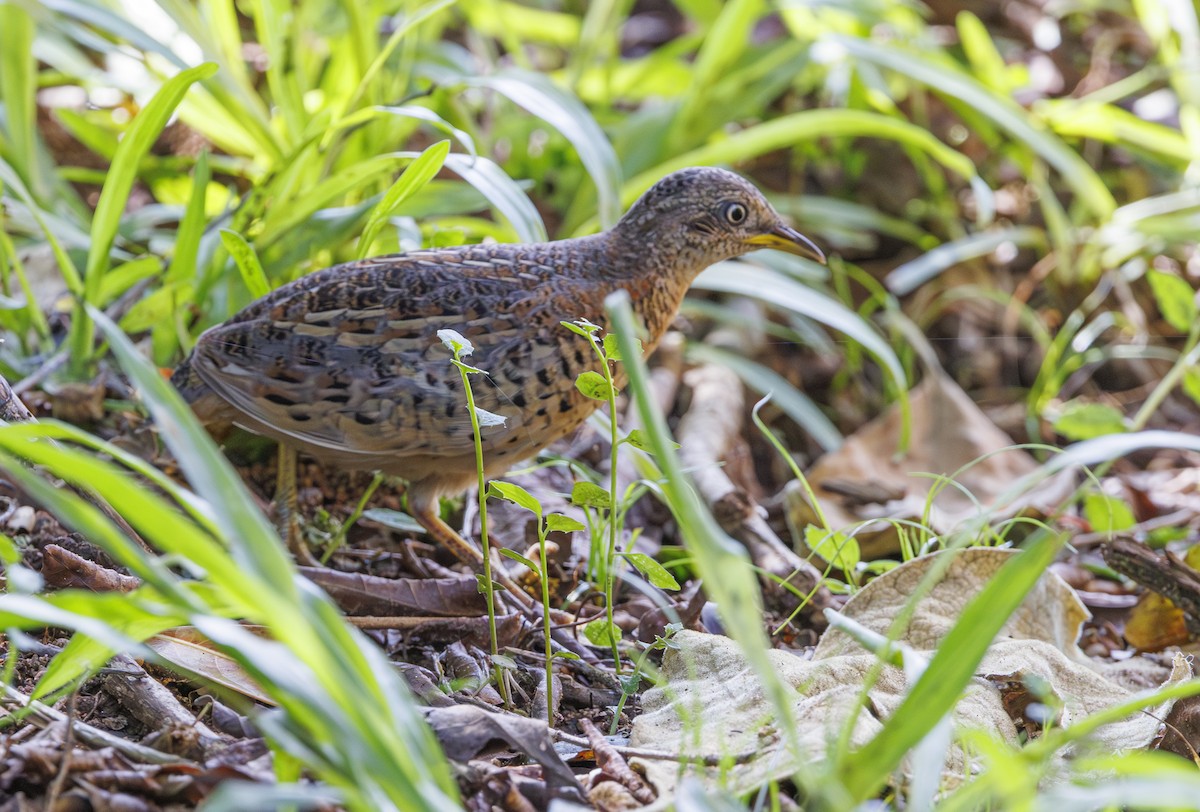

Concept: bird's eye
[[721, 201, 748, 225]]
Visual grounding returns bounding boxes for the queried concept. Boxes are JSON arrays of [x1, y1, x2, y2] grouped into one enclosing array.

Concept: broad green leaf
[[1083, 493, 1136, 535], [546, 513, 586, 533], [583, 618, 620, 647], [571, 481, 612, 509], [1147, 269, 1197, 333], [805, 526, 860, 573], [1053, 400, 1127, 441], [621, 552, 680, 590], [488, 481, 542, 517], [603, 332, 639, 361], [219, 229, 270, 299], [575, 370, 615, 400]]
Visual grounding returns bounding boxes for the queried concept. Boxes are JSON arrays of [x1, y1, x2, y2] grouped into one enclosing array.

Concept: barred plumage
[[173, 166, 823, 566]]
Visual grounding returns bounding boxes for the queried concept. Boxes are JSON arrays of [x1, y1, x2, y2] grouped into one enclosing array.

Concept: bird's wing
[[188, 251, 592, 461]]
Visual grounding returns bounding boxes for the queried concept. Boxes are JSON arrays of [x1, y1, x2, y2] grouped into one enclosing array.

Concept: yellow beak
[[744, 224, 826, 264]]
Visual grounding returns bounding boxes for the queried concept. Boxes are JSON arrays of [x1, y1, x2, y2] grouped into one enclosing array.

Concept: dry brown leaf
[[299, 567, 485, 617], [1125, 591, 1190, 651], [786, 373, 1075, 560], [630, 548, 1191, 805], [147, 629, 273, 706]]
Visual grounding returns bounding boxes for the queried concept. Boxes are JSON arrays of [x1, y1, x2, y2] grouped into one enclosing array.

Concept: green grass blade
[[357, 140, 450, 259], [471, 68, 622, 228], [886, 226, 1046, 296], [693, 261, 910, 449], [686, 343, 842, 452], [832, 35, 1116, 218], [165, 150, 212, 284], [0, 4, 39, 197], [443, 153, 547, 242], [84, 61, 218, 297], [67, 62, 216, 377], [219, 228, 271, 298]]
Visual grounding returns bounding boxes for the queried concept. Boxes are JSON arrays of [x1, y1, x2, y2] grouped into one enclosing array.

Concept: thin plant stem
[[320, 472, 384, 563], [449, 347, 510, 707], [1130, 323, 1200, 431], [586, 332, 624, 674], [538, 520, 554, 714]]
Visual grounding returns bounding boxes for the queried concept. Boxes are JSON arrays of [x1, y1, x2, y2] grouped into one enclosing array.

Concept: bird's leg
[[408, 497, 534, 610], [274, 444, 318, 567]]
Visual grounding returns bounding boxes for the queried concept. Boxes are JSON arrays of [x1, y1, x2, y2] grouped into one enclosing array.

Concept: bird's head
[[612, 167, 825, 271]]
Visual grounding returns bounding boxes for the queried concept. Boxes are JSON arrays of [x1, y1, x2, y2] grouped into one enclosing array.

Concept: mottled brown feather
[[173, 167, 819, 546]]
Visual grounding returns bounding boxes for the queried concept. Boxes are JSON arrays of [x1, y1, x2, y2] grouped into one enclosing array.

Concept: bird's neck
[[588, 227, 707, 352]]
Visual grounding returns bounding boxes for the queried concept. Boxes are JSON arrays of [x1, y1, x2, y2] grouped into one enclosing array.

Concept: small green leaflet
[[1082, 493, 1136, 535], [584, 618, 620, 647], [621, 552, 680, 590], [1053, 400, 1126, 441], [571, 481, 611, 508], [805, 525, 860, 573], [498, 547, 540, 577], [623, 428, 678, 453], [1183, 368, 1200, 408], [602, 332, 639, 361], [488, 480, 542, 516], [575, 370, 615, 400], [1147, 269, 1197, 334], [546, 513, 585, 533]]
